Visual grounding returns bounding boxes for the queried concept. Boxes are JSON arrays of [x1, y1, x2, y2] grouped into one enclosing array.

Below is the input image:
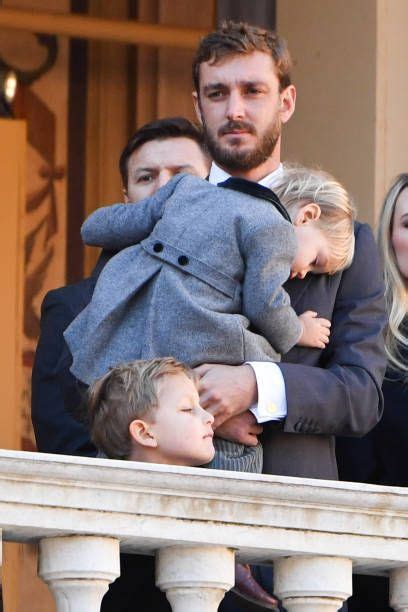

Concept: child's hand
[[298, 311, 331, 349]]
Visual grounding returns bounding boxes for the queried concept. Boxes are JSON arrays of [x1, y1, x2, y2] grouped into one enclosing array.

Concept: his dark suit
[[263, 221, 387, 480], [31, 222, 386, 611]]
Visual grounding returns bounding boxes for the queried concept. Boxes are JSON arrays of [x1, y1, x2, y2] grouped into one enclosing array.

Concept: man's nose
[[226, 90, 245, 120], [156, 170, 172, 189]]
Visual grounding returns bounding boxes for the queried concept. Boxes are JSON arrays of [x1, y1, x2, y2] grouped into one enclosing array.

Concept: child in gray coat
[[65, 166, 355, 472]]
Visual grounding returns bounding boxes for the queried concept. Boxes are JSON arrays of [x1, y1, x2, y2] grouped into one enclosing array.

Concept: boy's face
[[132, 372, 215, 466], [291, 203, 332, 279]]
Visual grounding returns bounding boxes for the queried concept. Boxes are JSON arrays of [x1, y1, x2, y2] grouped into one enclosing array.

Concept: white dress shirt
[[209, 161, 288, 422]]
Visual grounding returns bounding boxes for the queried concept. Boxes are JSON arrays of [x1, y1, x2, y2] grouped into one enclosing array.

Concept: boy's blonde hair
[[274, 165, 356, 274], [88, 357, 195, 459]]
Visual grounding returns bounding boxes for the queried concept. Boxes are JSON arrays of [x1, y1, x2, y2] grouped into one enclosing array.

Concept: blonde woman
[[337, 173, 408, 611]]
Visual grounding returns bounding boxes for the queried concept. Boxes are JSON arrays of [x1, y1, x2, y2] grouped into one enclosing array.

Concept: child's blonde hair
[[88, 357, 195, 459], [274, 165, 356, 274]]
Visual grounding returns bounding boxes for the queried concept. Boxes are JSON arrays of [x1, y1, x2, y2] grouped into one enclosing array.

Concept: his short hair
[[88, 357, 195, 460], [119, 117, 208, 188], [274, 165, 356, 274], [193, 20, 292, 94]]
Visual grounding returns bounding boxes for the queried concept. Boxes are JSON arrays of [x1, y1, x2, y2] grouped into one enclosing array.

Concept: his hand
[[298, 311, 331, 349], [195, 363, 258, 428], [215, 411, 263, 446]]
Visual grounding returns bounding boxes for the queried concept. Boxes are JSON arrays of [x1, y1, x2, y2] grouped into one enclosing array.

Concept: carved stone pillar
[[274, 556, 352, 612], [38, 535, 120, 612], [390, 567, 408, 611], [156, 545, 235, 612]]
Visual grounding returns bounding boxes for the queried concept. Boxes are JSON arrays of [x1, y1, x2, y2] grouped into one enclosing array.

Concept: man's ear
[[279, 84, 296, 124], [293, 202, 321, 226], [129, 419, 158, 448], [192, 91, 203, 125]]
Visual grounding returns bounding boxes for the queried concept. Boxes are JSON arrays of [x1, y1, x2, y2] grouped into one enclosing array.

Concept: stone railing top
[[0, 449, 407, 573]]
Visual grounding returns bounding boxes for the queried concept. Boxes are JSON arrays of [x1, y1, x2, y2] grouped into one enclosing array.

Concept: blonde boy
[[88, 357, 215, 465]]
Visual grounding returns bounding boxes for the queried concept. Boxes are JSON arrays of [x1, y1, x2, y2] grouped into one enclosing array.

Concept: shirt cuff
[[246, 361, 287, 423]]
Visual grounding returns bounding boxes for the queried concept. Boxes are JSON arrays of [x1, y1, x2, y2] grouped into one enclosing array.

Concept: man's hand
[[195, 363, 258, 428], [215, 411, 262, 447]]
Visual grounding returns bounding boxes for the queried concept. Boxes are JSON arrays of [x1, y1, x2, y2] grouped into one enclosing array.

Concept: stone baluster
[[390, 567, 408, 611], [274, 556, 352, 612], [156, 545, 235, 612], [38, 535, 120, 612]]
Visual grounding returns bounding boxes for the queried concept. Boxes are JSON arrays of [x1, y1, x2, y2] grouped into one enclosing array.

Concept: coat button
[[153, 242, 163, 253], [178, 255, 189, 266]]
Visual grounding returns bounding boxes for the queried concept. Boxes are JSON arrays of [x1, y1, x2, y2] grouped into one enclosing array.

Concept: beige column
[[390, 567, 408, 611], [38, 535, 120, 612], [274, 556, 352, 612], [277, 0, 408, 226], [156, 545, 235, 612]]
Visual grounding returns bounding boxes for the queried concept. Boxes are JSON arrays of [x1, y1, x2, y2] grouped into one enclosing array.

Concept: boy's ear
[[293, 202, 321, 226], [129, 419, 158, 448]]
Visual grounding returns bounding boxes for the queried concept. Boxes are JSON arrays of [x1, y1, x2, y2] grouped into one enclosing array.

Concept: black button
[[178, 255, 189, 266], [153, 242, 163, 253]]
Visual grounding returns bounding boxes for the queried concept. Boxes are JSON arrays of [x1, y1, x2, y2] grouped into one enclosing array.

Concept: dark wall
[[217, 0, 276, 29]]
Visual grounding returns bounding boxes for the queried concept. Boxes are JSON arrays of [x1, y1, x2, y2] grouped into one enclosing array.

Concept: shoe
[[233, 563, 279, 610]]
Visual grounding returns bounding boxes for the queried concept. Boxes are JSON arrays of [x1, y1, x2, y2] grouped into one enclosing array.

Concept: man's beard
[[202, 117, 281, 172]]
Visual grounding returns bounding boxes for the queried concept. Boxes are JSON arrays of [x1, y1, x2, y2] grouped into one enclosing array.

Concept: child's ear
[[129, 419, 158, 448], [293, 202, 321, 226]]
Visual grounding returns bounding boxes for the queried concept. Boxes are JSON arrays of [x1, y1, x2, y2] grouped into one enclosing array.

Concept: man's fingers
[[318, 318, 331, 328], [239, 432, 260, 446]]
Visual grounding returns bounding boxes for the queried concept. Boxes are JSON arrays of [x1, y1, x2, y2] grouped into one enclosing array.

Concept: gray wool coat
[[64, 174, 301, 385]]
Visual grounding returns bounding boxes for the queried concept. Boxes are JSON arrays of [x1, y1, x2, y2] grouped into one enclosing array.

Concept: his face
[[193, 51, 295, 173], [132, 373, 215, 466], [391, 187, 408, 282], [291, 204, 332, 279], [125, 137, 210, 202]]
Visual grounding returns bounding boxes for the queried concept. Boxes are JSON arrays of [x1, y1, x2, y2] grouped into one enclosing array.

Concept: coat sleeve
[[242, 219, 302, 355], [31, 287, 97, 457], [277, 223, 387, 437], [82, 175, 184, 249]]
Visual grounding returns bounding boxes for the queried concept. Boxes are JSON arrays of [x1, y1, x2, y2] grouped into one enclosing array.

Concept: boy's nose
[[205, 410, 214, 424]]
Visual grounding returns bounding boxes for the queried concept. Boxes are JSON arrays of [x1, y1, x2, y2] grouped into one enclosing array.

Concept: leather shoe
[[233, 563, 279, 610]]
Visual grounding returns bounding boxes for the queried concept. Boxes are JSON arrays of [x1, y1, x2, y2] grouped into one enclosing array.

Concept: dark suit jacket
[[262, 222, 387, 480]]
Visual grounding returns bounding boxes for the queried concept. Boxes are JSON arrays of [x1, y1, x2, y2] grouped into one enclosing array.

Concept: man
[[190, 21, 386, 482], [31, 116, 210, 457]]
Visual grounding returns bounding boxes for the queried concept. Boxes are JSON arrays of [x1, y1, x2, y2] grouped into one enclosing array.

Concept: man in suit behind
[[31, 116, 211, 457]]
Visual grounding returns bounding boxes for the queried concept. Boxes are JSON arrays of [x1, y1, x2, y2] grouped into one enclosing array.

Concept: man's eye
[[207, 90, 224, 99], [246, 87, 263, 95], [180, 408, 193, 413], [137, 175, 153, 183]]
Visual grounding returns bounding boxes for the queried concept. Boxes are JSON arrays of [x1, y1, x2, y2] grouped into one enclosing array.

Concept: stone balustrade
[[1, 449, 408, 611]]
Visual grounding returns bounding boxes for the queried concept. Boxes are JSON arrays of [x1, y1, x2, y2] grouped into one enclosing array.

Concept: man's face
[[146, 373, 215, 466], [125, 137, 210, 202], [193, 51, 295, 173]]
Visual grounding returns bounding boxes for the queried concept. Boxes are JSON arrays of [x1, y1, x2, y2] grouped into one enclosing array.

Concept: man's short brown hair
[[193, 21, 292, 94], [88, 358, 194, 460]]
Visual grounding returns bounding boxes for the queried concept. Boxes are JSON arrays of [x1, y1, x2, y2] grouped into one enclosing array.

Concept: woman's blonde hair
[[377, 173, 408, 378], [274, 165, 356, 274]]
